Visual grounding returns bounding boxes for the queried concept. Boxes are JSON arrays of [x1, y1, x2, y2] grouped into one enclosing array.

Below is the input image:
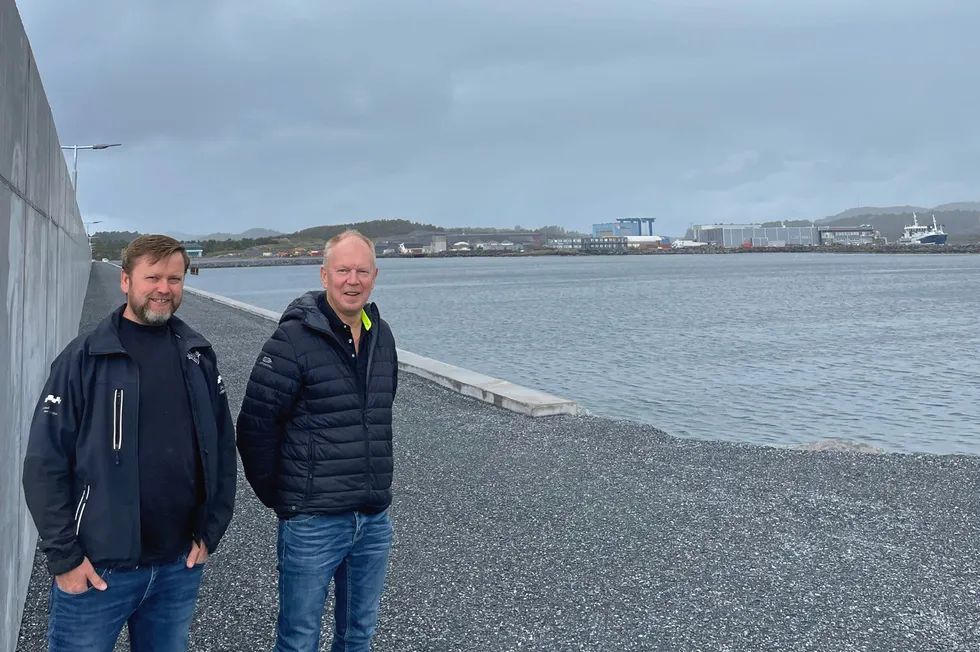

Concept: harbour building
[[580, 236, 629, 251], [693, 224, 819, 248], [592, 218, 659, 238], [817, 226, 879, 246]]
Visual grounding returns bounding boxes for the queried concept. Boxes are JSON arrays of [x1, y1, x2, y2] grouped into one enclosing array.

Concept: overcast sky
[[17, 0, 980, 237]]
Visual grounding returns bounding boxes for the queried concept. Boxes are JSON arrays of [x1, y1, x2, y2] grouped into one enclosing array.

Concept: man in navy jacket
[[237, 229, 398, 652], [22, 235, 237, 652]]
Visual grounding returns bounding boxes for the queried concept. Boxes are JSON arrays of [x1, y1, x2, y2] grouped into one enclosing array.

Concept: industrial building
[[445, 231, 543, 247], [693, 224, 818, 248], [817, 226, 878, 246], [548, 238, 584, 250], [376, 232, 535, 255], [592, 218, 659, 238], [580, 236, 629, 251], [184, 243, 204, 257]]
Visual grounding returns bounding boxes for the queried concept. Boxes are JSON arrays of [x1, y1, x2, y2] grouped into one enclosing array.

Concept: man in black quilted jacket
[[236, 230, 398, 652]]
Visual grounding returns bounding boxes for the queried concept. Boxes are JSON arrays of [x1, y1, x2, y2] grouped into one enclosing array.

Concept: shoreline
[[163, 242, 980, 269]]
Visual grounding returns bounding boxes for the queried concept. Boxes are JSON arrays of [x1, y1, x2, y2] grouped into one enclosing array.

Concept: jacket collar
[[315, 292, 374, 333], [283, 291, 379, 339], [87, 303, 213, 356]]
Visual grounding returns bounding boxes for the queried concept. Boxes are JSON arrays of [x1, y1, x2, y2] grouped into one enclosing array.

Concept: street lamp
[[60, 143, 122, 193], [83, 219, 103, 253]]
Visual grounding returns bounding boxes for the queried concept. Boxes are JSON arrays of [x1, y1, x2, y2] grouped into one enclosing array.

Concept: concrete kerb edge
[[175, 278, 581, 417]]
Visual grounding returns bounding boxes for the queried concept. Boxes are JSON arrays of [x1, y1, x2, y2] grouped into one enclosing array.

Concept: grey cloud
[[16, 0, 980, 235]]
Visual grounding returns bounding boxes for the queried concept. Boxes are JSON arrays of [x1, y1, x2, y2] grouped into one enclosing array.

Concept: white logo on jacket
[[187, 351, 201, 364], [42, 394, 62, 416]]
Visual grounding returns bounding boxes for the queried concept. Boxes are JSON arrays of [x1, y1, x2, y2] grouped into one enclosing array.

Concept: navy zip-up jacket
[[236, 292, 397, 518], [22, 304, 237, 576]]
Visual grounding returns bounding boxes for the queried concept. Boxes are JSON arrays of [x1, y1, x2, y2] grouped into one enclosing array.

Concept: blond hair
[[323, 230, 376, 267]]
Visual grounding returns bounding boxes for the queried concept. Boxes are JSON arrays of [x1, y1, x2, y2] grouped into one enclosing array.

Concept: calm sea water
[[187, 254, 980, 455]]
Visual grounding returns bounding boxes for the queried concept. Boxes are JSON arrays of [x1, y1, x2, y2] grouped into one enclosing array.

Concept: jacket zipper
[[75, 484, 91, 535], [365, 329, 377, 396], [112, 389, 124, 465], [362, 325, 379, 492]]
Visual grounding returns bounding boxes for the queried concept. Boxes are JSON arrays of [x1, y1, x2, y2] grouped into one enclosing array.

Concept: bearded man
[[22, 234, 237, 652]]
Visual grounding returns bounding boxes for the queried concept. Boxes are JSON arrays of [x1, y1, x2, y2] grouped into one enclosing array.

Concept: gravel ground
[[17, 263, 980, 652]]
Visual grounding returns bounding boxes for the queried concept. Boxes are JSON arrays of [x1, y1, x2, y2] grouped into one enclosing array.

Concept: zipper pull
[[115, 451, 121, 466]]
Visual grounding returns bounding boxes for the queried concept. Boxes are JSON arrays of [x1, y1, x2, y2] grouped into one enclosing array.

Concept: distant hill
[[291, 219, 445, 241], [91, 230, 141, 244], [932, 201, 980, 212], [824, 205, 929, 222], [88, 231, 142, 260], [822, 210, 980, 243], [92, 219, 555, 259], [813, 201, 980, 243], [822, 201, 980, 223], [166, 228, 283, 242]]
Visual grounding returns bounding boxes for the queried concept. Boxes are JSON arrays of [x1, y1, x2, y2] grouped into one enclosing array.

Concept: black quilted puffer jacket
[[235, 291, 397, 518]]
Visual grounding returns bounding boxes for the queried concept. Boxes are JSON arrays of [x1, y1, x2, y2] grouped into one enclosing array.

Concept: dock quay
[[15, 262, 980, 652]]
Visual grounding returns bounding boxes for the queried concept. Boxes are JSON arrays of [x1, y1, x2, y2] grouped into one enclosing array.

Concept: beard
[[131, 295, 179, 325]]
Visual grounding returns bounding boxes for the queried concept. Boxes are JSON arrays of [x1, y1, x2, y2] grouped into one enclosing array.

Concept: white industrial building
[[625, 235, 664, 248], [817, 226, 879, 246], [693, 224, 818, 247]]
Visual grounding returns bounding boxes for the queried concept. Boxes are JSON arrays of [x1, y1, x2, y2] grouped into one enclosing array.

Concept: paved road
[[17, 262, 980, 651]]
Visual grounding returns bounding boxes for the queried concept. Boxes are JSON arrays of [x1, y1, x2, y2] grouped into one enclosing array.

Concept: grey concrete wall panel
[[0, 185, 28, 652], [25, 58, 54, 219], [0, 0, 28, 191], [0, 0, 91, 649]]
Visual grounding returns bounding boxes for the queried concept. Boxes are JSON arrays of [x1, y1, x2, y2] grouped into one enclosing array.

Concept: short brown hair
[[122, 235, 190, 274], [323, 230, 376, 267]]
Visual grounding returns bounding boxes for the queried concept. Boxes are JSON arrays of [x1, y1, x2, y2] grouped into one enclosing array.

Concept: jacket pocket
[[74, 484, 91, 536], [112, 389, 125, 464], [304, 431, 315, 501]]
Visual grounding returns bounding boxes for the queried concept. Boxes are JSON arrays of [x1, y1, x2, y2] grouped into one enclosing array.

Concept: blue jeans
[[47, 554, 204, 652], [275, 509, 394, 652]]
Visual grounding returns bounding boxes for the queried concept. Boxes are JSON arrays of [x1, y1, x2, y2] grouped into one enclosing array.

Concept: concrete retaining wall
[[0, 1, 91, 649]]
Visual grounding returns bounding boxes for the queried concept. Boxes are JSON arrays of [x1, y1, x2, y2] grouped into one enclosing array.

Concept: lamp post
[[60, 143, 122, 193], [83, 220, 103, 254]]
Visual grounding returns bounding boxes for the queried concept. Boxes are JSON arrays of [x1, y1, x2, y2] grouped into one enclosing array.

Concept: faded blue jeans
[[47, 553, 204, 652], [275, 509, 394, 652]]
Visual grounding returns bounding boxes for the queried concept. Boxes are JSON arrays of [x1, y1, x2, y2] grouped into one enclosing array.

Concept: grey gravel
[[17, 263, 980, 652]]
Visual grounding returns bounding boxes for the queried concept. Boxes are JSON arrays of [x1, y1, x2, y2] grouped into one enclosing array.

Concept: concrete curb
[[395, 350, 580, 417], [181, 285, 284, 322], [180, 282, 581, 418]]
